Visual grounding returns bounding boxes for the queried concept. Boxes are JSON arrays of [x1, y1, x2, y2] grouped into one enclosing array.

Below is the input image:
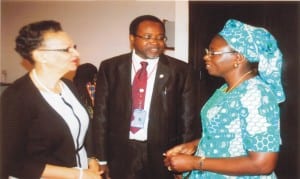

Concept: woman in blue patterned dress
[[163, 19, 285, 178]]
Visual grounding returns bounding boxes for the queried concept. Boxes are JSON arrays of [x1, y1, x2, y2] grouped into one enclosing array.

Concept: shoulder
[[100, 53, 131, 67], [2, 74, 32, 96], [159, 54, 191, 73], [242, 77, 278, 105], [160, 54, 188, 66], [1, 74, 38, 109]]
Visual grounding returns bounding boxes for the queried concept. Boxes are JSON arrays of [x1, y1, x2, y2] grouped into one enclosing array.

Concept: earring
[[234, 63, 239, 68]]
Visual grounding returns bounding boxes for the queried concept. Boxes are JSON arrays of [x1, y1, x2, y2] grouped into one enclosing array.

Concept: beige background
[[1, 0, 189, 83]]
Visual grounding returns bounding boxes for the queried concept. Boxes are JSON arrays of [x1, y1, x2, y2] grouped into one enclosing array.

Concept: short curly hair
[[15, 20, 62, 63], [129, 15, 165, 36]]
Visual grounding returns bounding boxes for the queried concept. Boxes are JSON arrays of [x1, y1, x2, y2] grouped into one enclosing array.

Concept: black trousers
[[109, 140, 174, 179]]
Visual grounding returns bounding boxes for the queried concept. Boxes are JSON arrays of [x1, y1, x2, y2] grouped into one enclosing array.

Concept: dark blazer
[[93, 53, 200, 178], [0, 74, 93, 179]]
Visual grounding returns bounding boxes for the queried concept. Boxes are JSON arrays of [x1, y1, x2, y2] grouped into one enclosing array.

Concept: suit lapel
[[153, 55, 170, 97], [117, 54, 132, 89], [117, 54, 133, 121], [150, 55, 170, 118]]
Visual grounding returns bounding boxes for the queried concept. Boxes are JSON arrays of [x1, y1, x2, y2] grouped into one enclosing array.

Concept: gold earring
[[234, 63, 239, 68]]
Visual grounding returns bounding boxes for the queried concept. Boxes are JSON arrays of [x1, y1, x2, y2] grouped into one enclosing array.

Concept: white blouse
[[39, 82, 89, 169]]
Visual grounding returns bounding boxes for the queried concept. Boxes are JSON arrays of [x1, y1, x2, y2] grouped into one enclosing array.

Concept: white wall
[[1, 1, 189, 83]]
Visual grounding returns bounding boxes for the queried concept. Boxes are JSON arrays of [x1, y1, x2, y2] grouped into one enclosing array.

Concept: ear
[[235, 53, 247, 64], [129, 35, 135, 49]]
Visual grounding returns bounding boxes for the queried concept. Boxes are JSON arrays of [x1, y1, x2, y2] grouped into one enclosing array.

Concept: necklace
[[226, 70, 252, 93], [32, 69, 62, 94]]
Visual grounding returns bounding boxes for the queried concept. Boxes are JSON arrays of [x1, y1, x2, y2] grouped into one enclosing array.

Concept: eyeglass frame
[[205, 48, 237, 56], [38, 45, 77, 53], [134, 34, 167, 42]]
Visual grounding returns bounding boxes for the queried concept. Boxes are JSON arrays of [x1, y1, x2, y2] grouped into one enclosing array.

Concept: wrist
[[199, 156, 205, 171], [99, 161, 107, 165], [75, 167, 83, 179]]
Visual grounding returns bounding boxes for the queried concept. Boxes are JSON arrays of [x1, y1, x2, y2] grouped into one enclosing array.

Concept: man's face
[[130, 21, 166, 59]]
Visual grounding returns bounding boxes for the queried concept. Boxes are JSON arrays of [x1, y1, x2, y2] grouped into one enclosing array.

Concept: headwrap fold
[[219, 19, 285, 103]]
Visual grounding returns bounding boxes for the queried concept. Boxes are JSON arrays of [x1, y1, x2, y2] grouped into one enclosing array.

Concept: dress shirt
[[129, 50, 158, 141]]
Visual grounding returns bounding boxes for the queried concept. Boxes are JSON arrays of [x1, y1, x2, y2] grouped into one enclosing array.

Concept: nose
[[70, 47, 80, 56], [203, 54, 210, 61]]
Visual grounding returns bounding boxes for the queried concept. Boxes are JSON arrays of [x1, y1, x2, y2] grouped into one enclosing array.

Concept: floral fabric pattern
[[219, 19, 285, 103], [185, 76, 281, 179]]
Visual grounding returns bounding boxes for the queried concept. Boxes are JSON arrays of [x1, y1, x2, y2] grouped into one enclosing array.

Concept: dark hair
[[15, 20, 62, 63], [73, 63, 97, 87], [129, 15, 165, 35], [73, 63, 98, 110]]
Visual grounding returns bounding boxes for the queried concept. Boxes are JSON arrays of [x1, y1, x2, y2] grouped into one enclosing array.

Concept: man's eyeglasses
[[135, 34, 167, 42], [205, 48, 237, 56], [38, 45, 77, 53]]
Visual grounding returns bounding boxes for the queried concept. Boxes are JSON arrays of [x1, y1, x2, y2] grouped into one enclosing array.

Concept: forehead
[[210, 35, 230, 48], [137, 21, 164, 34], [42, 31, 73, 46]]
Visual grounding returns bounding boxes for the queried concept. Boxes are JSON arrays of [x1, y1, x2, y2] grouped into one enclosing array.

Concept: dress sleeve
[[240, 85, 281, 152], [1, 84, 45, 178]]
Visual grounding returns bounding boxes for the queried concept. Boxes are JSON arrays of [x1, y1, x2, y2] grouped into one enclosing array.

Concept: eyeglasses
[[38, 45, 77, 53], [205, 48, 237, 56], [135, 34, 167, 42]]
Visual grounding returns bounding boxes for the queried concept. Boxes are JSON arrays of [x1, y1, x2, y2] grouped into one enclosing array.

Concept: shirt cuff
[[99, 161, 107, 165]]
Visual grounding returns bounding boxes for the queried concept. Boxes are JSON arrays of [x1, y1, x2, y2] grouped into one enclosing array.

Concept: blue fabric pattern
[[185, 77, 281, 179], [218, 19, 285, 103]]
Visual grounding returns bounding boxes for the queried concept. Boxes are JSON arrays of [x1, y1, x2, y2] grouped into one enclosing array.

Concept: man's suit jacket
[[93, 53, 200, 178], [1, 74, 93, 179]]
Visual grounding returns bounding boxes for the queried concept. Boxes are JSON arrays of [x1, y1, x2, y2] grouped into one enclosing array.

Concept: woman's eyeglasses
[[38, 45, 77, 53], [205, 48, 237, 56]]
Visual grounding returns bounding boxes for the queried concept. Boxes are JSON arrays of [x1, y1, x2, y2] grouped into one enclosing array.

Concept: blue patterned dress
[[186, 76, 281, 179]]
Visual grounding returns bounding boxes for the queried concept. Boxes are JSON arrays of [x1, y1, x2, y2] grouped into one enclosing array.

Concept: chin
[[146, 54, 160, 59], [69, 65, 78, 71]]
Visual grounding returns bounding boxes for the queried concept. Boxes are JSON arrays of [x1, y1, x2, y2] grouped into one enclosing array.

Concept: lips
[[148, 47, 159, 53], [72, 58, 80, 66], [205, 62, 211, 69]]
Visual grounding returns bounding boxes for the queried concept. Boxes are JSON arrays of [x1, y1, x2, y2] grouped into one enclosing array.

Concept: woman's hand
[[82, 169, 103, 179], [88, 158, 101, 172], [164, 154, 200, 173], [100, 164, 111, 179], [163, 139, 199, 158]]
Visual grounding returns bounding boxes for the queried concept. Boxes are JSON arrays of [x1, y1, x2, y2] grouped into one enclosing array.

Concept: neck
[[31, 68, 62, 94], [226, 70, 253, 93]]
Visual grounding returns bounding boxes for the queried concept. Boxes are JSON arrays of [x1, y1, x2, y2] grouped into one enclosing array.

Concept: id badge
[[131, 109, 147, 128]]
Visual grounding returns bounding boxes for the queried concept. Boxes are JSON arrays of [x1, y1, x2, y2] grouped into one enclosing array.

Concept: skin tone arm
[[163, 139, 200, 157], [164, 141, 278, 176], [42, 159, 103, 179]]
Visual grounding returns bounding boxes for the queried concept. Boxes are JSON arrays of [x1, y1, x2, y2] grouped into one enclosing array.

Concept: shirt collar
[[132, 49, 159, 66]]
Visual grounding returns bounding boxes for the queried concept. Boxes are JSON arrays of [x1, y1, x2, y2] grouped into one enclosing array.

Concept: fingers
[[164, 145, 183, 157]]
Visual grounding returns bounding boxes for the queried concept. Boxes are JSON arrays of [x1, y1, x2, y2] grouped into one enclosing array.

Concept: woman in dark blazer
[[1, 20, 102, 179]]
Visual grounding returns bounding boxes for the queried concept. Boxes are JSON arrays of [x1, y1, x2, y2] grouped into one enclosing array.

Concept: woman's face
[[35, 31, 80, 72], [203, 35, 237, 77]]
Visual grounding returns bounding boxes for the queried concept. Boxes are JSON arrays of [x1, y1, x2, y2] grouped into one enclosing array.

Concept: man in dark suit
[[93, 15, 200, 179]]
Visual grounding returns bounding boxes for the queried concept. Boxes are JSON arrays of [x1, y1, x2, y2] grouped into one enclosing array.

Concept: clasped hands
[[163, 139, 199, 173], [87, 158, 105, 179]]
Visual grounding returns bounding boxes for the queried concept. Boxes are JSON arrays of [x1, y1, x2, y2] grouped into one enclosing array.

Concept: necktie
[[130, 62, 148, 133]]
